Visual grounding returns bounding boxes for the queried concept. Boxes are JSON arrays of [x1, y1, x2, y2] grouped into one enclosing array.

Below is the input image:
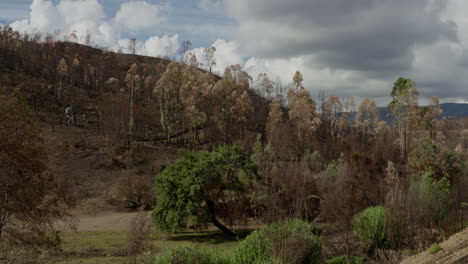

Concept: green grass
[[428, 243, 441, 254], [54, 230, 242, 264]]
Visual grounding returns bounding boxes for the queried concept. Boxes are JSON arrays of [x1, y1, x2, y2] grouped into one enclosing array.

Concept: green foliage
[[310, 151, 322, 172], [325, 154, 345, 179], [428, 243, 441, 254], [231, 229, 272, 264], [409, 138, 462, 181], [231, 219, 321, 264], [251, 134, 264, 164], [326, 255, 365, 264], [353, 206, 387, 252], [152, 246, 230, 264], [388, 77, 418, 113], [152, 145, 257, 233], [410, 171, 451, 226]]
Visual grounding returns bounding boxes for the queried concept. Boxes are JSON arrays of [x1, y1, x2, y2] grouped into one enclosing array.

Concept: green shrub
[[232, 219, 321, 264], [353, 206, 387, 252], [411, 172, 451, 226], [326, 255, 365, 264], [428, 243, 441, 254], [152, 246, 229, 264]]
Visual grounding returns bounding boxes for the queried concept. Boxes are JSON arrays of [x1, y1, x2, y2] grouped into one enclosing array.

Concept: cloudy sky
[[1, 0, 468, 105]]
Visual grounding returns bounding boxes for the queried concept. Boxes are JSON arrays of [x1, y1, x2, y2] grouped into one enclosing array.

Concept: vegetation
[[152, 246, 229, 264], [0, 92, 75, 257], [428, 243, 441, 254], [152, 219, 321, 264], [325, 255, 365, 264], [0, 24, 466, 263], [152, 145, 257, 236], [352, 206, 388, 253], [232, 219, 321, 264]]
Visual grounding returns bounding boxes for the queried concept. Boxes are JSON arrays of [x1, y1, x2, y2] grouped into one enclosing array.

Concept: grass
[[428, 243, 441, 254], [54, 229, 242, 264]]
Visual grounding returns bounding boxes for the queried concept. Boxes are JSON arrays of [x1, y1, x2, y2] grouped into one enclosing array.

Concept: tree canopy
[[152, 145, 257, 236]]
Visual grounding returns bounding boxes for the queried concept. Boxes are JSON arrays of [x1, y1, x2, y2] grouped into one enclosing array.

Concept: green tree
[[153, 62, 182, 142], [152, 145, 257, 237], [388, 77, 418, 160]]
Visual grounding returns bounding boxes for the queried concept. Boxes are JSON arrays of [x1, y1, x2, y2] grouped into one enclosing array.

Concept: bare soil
[[400, 228, 468, 264]]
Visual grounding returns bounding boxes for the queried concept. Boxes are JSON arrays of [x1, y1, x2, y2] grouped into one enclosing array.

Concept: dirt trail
[[400, 228, 468, 264], [58, 211, 150, 232]]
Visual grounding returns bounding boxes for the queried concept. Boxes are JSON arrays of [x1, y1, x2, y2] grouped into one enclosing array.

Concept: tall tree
[[388, 77, 418, 160], [56, 57, 68, 99], [256, 73, 274, 99], [202, 47, 216, 73], [154, 62, 182, 142], [288, 87, 321, 155], [292, 71, 303, 93], [355, 97, 379, 135], [124, 63, 142, 143], [267, 97, 284, 145], [324, 94, 343, 138], [0, 93, 75, 246]]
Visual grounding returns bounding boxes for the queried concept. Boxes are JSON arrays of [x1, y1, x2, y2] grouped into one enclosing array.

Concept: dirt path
[[400, 228, 468, 264], [58, 211, 150, 232]]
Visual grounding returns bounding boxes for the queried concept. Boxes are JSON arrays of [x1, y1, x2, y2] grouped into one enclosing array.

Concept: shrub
[[353, 206, 387, 253], [326, 255, 365, 264], [232, 219, 321, 264], [428, 243, 441, 254], [127, 211, 153, 256], [152, 246, 229, 264], [410, 172, 451, 227]]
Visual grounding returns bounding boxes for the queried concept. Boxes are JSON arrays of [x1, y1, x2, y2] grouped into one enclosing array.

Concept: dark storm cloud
[[228, 0, 456, 73], [224, 0, 467, 102]]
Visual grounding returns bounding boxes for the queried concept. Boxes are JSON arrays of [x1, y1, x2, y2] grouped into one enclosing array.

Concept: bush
[[127, 211, 153, 257], [232, 219, 321, 264], [410, 172, 451, 227], [428, 243, 441, 254], [152, 246, 229, 264], [326, 255, 365, 264], [353, 206, 387, 253]]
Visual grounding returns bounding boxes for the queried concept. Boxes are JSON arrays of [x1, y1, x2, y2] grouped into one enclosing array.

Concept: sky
[[1, 0, 468, 106]]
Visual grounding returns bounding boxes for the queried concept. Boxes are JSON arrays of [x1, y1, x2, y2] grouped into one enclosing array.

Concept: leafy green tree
[[152, 145, 257, 236], [388, 77, 418, 160]]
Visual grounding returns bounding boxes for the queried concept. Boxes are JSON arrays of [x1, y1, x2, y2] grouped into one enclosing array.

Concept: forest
[[0, 25, 467, 264]]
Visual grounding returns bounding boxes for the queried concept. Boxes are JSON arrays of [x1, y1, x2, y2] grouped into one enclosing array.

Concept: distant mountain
[[345, 103, 468, 124], [438, 103, 468, 119], [378, 103, 468, 123]]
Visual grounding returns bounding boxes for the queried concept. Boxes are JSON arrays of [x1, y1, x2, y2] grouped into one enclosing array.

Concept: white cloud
[[10, 0, 108, 43], [190, 39, 244, 74], [9, 0, 176, 57], [114, 1, 167, 32], [140, 34, 180, 57]]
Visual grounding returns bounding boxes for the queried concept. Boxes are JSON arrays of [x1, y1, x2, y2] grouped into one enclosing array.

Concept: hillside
[[1, 29, 467, 264], [0, 39, 270, 210], [400, 228, 468, 264]]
